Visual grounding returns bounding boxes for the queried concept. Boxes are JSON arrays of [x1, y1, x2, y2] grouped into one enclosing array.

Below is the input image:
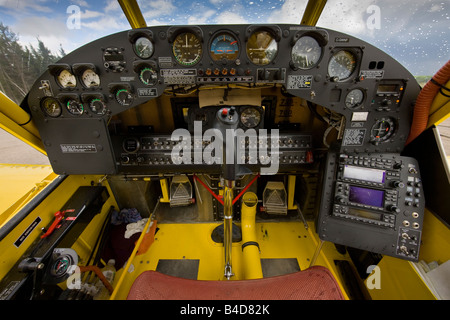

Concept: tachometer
[[57, 69, 76, 88], [172, 32, 202, 66], [240, 107, 261, 128], [246, 30, 278, 66], [291, 36, 322, 70], [210, 32, 239, 62], [81, 69, 100, 88], [328, 50, 357, 81]]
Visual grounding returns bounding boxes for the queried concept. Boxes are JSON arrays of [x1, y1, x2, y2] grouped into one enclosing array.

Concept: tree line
[[0, 23, 66, 105]]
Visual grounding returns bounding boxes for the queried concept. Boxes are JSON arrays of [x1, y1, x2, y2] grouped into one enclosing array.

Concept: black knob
[[388, 205, 400, 213], [392, 180, 405, 188], [335, 196, 346, 204]]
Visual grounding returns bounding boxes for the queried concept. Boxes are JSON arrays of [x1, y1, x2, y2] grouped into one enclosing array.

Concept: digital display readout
[[343, 165, 385, 183], [349, 186, 384, 207], [377, 84, 398, 93], [348, 208, 382, 221]]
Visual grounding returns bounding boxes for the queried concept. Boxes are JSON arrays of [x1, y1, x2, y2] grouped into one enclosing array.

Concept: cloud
[[188, 9, 216, 25], [140, 0, 176, 20], [214, 11, 248, 24], [268, 0, 308, 24], [80, 9, 104, 20], [81, 15, 128, 32], [0, 0, 53, 13]]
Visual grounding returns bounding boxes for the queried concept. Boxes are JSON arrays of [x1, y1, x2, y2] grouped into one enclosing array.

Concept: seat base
[[127, 266, 344, 300]]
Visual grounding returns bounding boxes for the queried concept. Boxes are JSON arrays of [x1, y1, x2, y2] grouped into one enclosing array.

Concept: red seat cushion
[[127, 266, 344, 300]]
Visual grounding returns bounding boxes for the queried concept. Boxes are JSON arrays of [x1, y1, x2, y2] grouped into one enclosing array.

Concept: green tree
[[0, 23, 65, 105]]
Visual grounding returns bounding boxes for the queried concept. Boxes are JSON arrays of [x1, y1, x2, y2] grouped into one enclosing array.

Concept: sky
[[0, 0, 448, 76]]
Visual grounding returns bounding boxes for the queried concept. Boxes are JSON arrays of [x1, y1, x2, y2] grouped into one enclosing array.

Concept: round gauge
[[139, 67, 158, 86], [50, 255, 73, 278], [134, 36, 154, 59], [66, 100, 84, 115], [41, 97, 62, 117], [57, 69, 76, 88], [291, 36, 322, 70], [116, 88, 133, 106], [210, 32, 239, 62], [240, 107, 261, 128], [89, 98, 107, 115], [172, 32, 202, 66], [246, 30, 278, 66], [328, 50, 357, 81], [345, 89, 364, 109], [81, 69, 100, 88], [371, 118, 396, 143]]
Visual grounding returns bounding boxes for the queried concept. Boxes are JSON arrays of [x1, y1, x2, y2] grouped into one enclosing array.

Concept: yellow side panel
[[0, 175, 112, 280], [366, 257, 436, 300], [0, 164, 55, 221]]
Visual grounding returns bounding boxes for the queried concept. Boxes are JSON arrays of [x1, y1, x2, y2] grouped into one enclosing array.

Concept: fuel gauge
[[81, 69, 100, 88], [57, 69, 76, 88]]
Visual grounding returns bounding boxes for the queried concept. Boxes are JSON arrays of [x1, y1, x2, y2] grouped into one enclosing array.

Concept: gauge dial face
[[172, 32, 202, 66], [41, 97, 62, 117], [240, 107, 261, 128], [57, 69, 76, 88], [134, 37, 154, 59], [210, 32, 239, 62], [66, 100, 84, 115], [51, 255, 72, 277], [291, 36, 322, 70], [139, 67, 158, 86], [328, 50, 357, 81], [89, 98, 107, 115], [246, 31, 278, 66], [116, 89, 133, 106], [371, 118, 396, 143], [345, 89, 364, 109], [81, 69, 100, 88]]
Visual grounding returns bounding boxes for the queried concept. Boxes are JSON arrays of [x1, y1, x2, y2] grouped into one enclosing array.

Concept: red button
[[222, 108, 228, 116]]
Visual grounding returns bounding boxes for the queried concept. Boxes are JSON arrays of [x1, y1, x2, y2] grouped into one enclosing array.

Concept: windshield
[[1, 0, 447, 79]]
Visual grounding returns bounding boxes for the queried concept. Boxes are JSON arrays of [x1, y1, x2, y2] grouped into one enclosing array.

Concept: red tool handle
[[40, 209, 74, 239]]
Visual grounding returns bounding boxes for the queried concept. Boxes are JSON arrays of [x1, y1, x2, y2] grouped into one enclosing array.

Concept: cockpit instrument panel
[[23, 24, 420, 175]]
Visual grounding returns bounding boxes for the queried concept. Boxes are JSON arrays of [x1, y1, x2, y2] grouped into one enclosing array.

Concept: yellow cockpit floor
[[112, 220, 350, 300]]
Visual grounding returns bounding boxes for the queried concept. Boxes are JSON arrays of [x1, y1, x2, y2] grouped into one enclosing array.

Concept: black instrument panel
[[24, 24, 421, 175]]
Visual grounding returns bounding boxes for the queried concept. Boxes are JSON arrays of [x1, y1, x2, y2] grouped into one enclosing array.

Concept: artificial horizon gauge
[[41, 97, 62, 117], [57, 69, 76, 88], [134, 36, 154, 59], [240, 107, 261, 128], [172, 32, 202, 66], [246, 30, 278, 66], [291, 36, 322, 70], [66, 99, 84, 115], [345, 88, 364, 109], [328, 50, 357, 81], [370, 117, 396, 143], [89, 98, 107, 115], [210, 32, 239, 62], [81, 69, 100, 88]]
